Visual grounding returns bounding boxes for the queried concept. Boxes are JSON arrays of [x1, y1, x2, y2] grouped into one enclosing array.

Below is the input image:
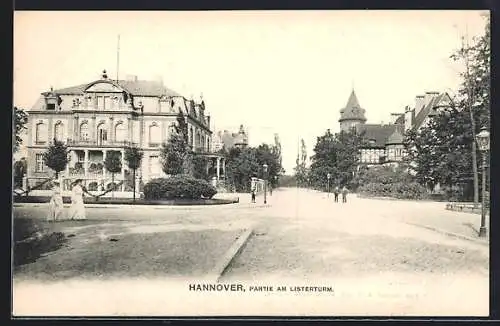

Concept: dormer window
[[47, 103, 56, 110]]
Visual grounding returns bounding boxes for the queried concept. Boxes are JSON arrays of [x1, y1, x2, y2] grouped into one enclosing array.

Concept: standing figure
[[68, 179, 86, 220], [341, 186, 349, 203], [47, 180, 64, 222], [333, 186, 340, 203], [250, 177, 257, 203]]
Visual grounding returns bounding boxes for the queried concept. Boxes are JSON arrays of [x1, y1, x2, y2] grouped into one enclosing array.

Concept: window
[[54, 122, 64, 141], [149, 123, 161, 146], [35, 153, 45, 172], [149, 155, 160, 174], [104, 97, 112, 110], [80, 122, 90, 141], [97, 123, 108, 145], [46, 103, 56, 110], [35, 123, 48, 144], [97, 96, 105, 110], [115, 123, 126, 142]]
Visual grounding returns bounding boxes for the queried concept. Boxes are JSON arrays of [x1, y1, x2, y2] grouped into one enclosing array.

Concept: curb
[[13, 202, 238, 209], [405, 222, 489, 246], [209, 228, 254, 283]]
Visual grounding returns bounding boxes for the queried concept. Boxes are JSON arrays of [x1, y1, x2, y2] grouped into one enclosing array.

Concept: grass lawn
[[14, 211, 242, 281]]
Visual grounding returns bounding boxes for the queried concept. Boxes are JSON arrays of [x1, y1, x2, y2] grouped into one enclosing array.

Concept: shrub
[[143, 175, 217, 200], [358, 181, 428, 200]]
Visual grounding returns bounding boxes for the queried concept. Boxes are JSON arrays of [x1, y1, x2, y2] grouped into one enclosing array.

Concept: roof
[[339, 89, 367, 122], [359, 124, 397, 147], [412, 92, 450, 129], [46, 79, 182, 97], [385, 128, 404, 145]]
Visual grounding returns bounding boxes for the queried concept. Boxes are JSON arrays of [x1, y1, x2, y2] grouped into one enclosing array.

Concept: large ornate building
[[211, 125, 249, 152], [25, 70, 227, 191], [338, 89, 452, 167]]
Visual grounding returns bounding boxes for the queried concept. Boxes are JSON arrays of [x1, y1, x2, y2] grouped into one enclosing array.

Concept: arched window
[[35, 122, 48, 144], [97, 123, 108, 146], [54, 122, 64, 141], [115, 122, 126, 143], [79, 122, 89, 141], [149, 123, 161, 147], [195, 131, 201, 150]]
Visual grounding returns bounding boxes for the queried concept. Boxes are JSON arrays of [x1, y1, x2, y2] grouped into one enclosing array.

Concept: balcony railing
[[67, 139, 139, 147]]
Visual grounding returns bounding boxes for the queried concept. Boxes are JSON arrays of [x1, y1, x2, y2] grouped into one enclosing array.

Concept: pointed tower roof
[[339, 89, 367, 123]]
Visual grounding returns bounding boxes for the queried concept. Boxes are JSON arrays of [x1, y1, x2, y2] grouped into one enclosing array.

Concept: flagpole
[[116, 34, 120, 82]]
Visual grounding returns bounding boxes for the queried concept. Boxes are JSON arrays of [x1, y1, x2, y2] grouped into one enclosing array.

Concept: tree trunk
[[133, 168, 136, 202], [112, 173, 115, 198], [469, 109, 479, 206]]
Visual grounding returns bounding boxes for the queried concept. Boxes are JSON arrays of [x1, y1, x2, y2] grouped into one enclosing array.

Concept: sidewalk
[[398, 203, 490, 245]]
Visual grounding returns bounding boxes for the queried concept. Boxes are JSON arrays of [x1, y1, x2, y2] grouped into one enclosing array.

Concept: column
[[127, 117, 132, 145], [103, 150, 107, 180], [121, 150, 125, 191], [91, 115, 96, 143], [216, 157, 220, 181], [66, 150, 70, 176], [109, 117, 114, 144], [84, 149, 89, 177], [192, 128, 196, 149], [73, 115, 79, 142], [222, 158, 226, 178]]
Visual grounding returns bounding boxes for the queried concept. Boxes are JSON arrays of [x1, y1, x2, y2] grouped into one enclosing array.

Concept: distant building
[[338, 89, 452, 167], [212, 124, 249, 151], [24, 69, 227, 191]]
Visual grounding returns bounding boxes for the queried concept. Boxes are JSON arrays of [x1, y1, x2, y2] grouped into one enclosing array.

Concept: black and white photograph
[[12, 10, 490, 317]]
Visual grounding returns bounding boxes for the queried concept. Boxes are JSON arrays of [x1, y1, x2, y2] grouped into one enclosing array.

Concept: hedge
[[143, 175, 217, 200], [358, 182, 429, 200]]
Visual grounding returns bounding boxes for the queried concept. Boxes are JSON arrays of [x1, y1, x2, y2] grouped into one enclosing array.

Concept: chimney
[[126, 74, 138, 82], [414, 95, 425, 115], [423, 91, 439, 109], [404, 105, 414, 132]]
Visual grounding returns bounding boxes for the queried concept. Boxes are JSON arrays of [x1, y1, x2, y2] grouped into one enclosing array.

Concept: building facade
[[211, 124, 249, 152], [338, 89, 451, 167], [26, 70, 226, 191]]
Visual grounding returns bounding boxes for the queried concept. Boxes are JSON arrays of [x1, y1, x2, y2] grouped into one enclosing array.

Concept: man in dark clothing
[[333, 186, 340, 203], [341, 186, 348, 203]]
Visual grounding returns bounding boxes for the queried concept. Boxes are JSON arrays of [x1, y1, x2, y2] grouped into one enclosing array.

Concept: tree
[[14, 107, 28, 152], [161, 132, 188, 175], [43, 140, 69, 178], [308, 128, 366, 191], [124, 146, 144, 202], [450, 15, 490, 205], [104, 151, 122, 198], [294, 138, 309, 187], [192, 154, 209, 180]]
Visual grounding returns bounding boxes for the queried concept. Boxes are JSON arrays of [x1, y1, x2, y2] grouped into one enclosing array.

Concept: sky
[[13, 10, 488, 173]]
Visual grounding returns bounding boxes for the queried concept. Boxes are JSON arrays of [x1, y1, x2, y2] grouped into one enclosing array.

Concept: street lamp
[[263, 164, 268, 204], [476, 127, 490, 237], [327, 173, 331, 197]]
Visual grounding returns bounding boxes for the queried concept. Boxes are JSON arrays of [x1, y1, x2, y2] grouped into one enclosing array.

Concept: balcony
[[67, 139, 139, 147]]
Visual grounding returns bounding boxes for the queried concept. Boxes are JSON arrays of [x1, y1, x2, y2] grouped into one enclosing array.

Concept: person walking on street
[[47, 180, 63, 222], [341, 186, 348, 203], [68, 179, 87, 220], [333, 186, 340, 203], [250, 177, 257, 203]]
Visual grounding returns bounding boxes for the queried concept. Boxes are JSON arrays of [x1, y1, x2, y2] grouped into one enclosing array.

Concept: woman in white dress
[[68, 179, 86, 220], [47, 180, 63, 222]]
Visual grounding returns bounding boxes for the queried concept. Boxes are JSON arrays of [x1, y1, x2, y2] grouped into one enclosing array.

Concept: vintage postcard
[[12, 10, 490, 317]]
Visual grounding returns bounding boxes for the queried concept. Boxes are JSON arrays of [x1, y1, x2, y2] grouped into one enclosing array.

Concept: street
[[13, 188, 489, 316]]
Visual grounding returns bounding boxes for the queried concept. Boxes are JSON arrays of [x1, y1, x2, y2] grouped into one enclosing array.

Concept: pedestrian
[[341, 186, 349, 203], [68, 179, 86, 220], [333, 186, 340, 203], [250, 178, 257, 203], [47, 180, 63, 222]]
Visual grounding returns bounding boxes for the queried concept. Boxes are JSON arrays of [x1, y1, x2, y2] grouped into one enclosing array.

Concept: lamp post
[[476, 127, 490, 237], [263, 164, 268, 204], [327, 173, 331, 197]]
